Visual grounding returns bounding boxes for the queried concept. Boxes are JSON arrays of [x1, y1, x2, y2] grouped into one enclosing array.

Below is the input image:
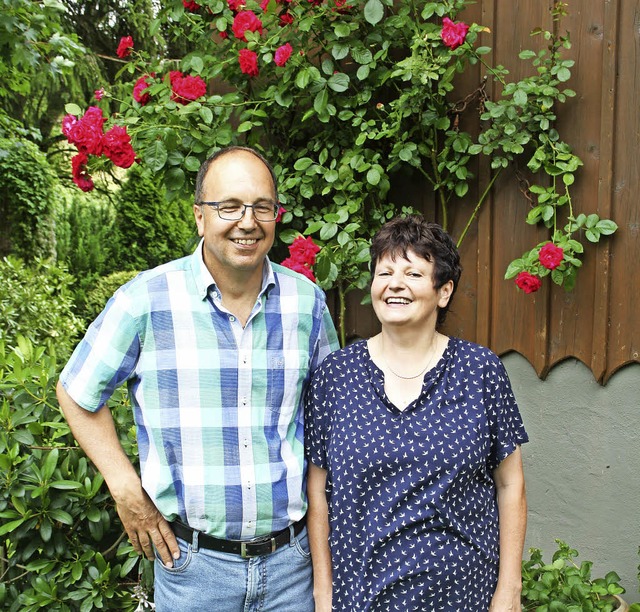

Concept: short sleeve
[[484, 356, 529, 471], [304, 360, 332, 470], [59, 287, 141, 411]]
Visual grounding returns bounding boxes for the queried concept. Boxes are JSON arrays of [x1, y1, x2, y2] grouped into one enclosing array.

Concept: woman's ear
[[438, 280, 454, 307]]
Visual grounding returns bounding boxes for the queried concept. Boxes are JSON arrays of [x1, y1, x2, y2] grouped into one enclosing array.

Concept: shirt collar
[[190, 238, 276, 301]]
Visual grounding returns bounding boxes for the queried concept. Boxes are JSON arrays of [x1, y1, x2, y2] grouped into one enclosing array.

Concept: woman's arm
[[489, 446, 527, 612], [307, 462, 333, 612]]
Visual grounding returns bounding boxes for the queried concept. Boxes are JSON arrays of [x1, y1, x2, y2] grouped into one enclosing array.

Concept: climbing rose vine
[[63, 0, 617, 339]]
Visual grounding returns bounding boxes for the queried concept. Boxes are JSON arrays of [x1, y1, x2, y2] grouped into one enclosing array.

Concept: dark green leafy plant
[[106, 165, 197, 274], [521, 539, 626, 612], [0, 137, 59, 261], [0, 336, 151, 611], [0, 257, 84, 360]]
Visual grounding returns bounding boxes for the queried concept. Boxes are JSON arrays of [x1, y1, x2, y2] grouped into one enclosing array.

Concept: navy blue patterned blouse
[[305, 337, 528, 611]]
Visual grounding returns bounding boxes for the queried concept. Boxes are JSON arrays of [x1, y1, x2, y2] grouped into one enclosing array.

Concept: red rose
[[281, 257, 316, 282], [61, 114, 78, 138], [274, 43, 293, 67], [67, 106, 105, 155], [538, 242, 564, 270], [232, 11, 263, 41], [238, 48, 259, 77], [515, 271, 542, 294], [102, 125, 137, 169], [71, 153, 94, 192], [288, 235, 321, 266], [94, 88, 105, 100], [279, 12, 293, 26], [133, 75, 153, 105], [219, 30, 229, 39], [260, 0, 270, 9], [228, 0, 244, 10], [440, 17, 469, 50], [183, 0, 201, 10], [275, 205, 286, 222], [333, 0, 353, 13], [117, 36, 134, 58], [171, 73, 207, 104]]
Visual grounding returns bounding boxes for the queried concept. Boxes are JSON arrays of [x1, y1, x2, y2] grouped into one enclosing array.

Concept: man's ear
[[194, 204, 205, 237]]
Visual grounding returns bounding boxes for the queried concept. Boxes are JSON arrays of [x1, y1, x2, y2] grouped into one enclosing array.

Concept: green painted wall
[[503, 354, 640, 604]]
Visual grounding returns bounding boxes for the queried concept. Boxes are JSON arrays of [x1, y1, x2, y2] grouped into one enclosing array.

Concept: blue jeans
[[153, 526, 314, 611]]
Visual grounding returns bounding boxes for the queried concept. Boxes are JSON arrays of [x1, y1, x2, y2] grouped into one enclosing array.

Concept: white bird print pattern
[[305, 337, 528, 611]]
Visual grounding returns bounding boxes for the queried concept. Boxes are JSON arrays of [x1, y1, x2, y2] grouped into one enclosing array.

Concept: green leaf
[[331, 43, 350, 60], [351, 47, 373, 65], [237, 121, 253, 133], [595, 220, 618, 235], [199, 106, 213, 124], [144, 140, 168, 172], [513, 89, 528, 106], [0, 517, 26, 535], [64, 103, 83, 116], [314, 89, 329, 113], [356, 65, 370, 80], [49, 480, 82, 490], [364, 0, 384, 25], [48, 509, 74, 525], [328, 73, 350, 92], [294, 157, 314, 171], [295, 68, 311, 89], [366, 167, 381, 185], [557, 66, 571, 82], [319, 222, 338, 240]]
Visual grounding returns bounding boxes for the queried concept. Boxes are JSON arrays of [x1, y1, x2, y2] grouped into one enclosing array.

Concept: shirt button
[[229, 315, 235, 322]]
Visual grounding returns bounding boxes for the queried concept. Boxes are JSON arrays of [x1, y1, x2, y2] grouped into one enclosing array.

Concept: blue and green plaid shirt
[[60, 242, 339, 539]]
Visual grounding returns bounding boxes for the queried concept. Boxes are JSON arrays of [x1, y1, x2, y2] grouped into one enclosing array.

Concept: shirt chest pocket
[[266, 352, 309, 419]]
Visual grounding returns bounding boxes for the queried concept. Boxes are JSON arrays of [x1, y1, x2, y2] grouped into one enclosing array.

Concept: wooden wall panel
[[341, 0, 639, 383], [606, 0, 640, 382]]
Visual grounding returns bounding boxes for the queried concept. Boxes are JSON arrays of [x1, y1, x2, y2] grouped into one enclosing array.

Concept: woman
[[305, 215, 528, 611]]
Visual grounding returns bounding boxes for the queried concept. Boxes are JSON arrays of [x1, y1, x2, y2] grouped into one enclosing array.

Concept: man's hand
[[56, 384, 180, 567], [114, 483, 179, 567]]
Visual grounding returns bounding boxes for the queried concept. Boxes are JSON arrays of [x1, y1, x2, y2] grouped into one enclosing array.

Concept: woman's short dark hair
[[194, 146, 278, 203], [369, 214, 462, 327]]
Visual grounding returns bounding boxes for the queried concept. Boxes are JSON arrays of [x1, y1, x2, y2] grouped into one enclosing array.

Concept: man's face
[[194, 150, 277, 279]]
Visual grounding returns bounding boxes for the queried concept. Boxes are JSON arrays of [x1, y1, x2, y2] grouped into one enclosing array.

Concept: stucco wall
[[502, 354, 640, 604]]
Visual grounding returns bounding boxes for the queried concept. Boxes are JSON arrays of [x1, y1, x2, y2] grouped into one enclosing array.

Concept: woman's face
[[371, 249, 453, 331]]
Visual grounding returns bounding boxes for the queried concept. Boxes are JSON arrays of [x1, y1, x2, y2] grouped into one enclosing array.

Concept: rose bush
[[63, 0, 617, 340]]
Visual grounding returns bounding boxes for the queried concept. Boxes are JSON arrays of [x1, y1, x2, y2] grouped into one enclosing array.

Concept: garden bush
[[107, 165, 197, 274], [82, 270, 142, 324], [0, 137, 58, 261], [0, 337, 151, 611], [0, 257, 84, 360]]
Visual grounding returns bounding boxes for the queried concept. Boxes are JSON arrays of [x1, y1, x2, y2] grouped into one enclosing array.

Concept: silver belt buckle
[[240, 537, 277, 558]]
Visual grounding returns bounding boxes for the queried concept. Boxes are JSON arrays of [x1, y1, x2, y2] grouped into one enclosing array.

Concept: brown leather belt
[[170, 517, 306, 558]]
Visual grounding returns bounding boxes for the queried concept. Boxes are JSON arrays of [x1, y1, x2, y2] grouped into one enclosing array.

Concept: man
[[56, 146, 339, 610]]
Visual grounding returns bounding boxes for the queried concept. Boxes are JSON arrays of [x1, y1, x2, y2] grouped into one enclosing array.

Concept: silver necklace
[[382, 332, 439, 380]]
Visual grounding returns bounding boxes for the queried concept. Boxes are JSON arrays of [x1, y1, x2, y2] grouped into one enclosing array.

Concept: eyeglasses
[[198, 200, 280, 222]]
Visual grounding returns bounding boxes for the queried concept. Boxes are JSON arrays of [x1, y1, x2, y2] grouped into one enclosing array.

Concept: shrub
[[0, 257, 84, 360], [82, 270, 141, 324], [0, 137, 58, 261], [107, 165, 196, 273], [521, 539, 626, 611], [0, 336, 151, 611]]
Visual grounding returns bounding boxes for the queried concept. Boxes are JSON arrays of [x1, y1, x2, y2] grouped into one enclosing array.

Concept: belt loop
[[192, 528, 200, 553], [288, 523, 295, 547]]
